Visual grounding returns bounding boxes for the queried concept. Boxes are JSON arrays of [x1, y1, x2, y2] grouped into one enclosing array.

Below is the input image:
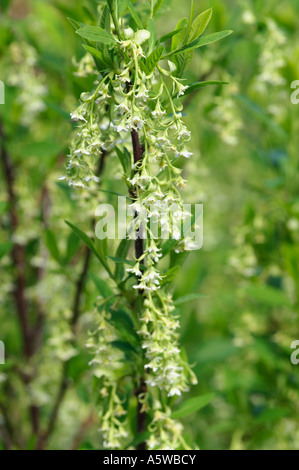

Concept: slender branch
[[71, 248, 91, 329], [36, 362, 69, 449], [135, 379, 147, 451], [129, 121, 147, 450], [0, 117, 42, 438], [0, 118, 32, 359], [33, 184, 51, 355], [69, 412, 97, 450], [131, 128, 145, 263]]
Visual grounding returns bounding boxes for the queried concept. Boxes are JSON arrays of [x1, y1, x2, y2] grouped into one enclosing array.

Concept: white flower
[[70, 112, 87, 122], [134, 29, 151, 45], [177, 84, 188, 98], [127, 265, 142, 277], [179, 150, 193, 159], [168, 388, 182, 397]]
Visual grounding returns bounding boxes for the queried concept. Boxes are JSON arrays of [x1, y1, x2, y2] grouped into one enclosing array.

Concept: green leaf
[[0, 242, 13, 260], [128, 431, 151, 449], [99, 5, 110, 32], [64, 231, 81, 264], [160, 266, 180, 286], [182, 80, 229, 96], [159, 28, 184, 44], [188, 8, 213, 43], [153, 0, 165, 16], [65, 221, 113, 277], [111, 340, 137, 355], [45, 229, 61, 264], [160, 239, 178, 258], [142, 46, 164, 74], [107, 256, 135, 267], [114, 239, 132, 281], [172, 394, 214, 419], [128, 1, 143, 29], [165, 30, 233, 59], [83, 45, 114, 71], [83, 45, 106, 64], [67, 17, 82, 31], [171, 18, 188, 51], [117, 0, 129, 17], [76, 26, 116, 44], [174, 293, 207, 306], [109, 308, 135, 335], [89, 272, 114, 298], [115, 146, 131, 174], [146, 17, 156, 53]]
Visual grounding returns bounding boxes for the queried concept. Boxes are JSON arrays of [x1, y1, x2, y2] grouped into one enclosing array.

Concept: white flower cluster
[[210, 80, 242, 146], [7, 42, 47, 126], [68, 20, 197, 449], [147, 404, 188, 450], [61, 80, 112, 189], [255, 18, 287, 92], [86, 306, 128, 449], [138, 292, 197, 398]]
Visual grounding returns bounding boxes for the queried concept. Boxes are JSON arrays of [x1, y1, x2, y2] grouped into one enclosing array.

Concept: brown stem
[[0, 118, 41, 438], [69, 413, 97, 450], [71, 247, 91, 329], [129, 124, 147, 449], [135, 379, 147, 451], [0, 118, 32, 359], [36, 362, 69, 449]]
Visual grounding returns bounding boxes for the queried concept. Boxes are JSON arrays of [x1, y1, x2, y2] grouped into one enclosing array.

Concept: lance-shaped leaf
[[164, 30, 233, 59], [114, 239, 132, 281], [142, 46, 164, 74], [83, 45, 113, 70], [67, 17, 83, 31], [180, 80, 229, 97], [188, 8, 213, 42], [89, 272, 114, 299], [172, 394, 214, 419], [171, 18, 188, 51], [128, 0, 143, 29], [45, 229, 61, 264], [117, 0, 129, 17], [65, 221, 113, 278], [153, 0, 165, 16], [174, 293, 208, 306], [76, 26, 116, 44], [107, 256, 135, 267], [159, 28, 184, 44]]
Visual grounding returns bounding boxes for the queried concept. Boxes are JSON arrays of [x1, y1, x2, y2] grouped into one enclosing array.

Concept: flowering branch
[[64, 0, 231, 450]]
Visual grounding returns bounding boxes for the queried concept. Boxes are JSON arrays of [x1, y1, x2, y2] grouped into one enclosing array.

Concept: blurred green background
[[0, 0, 299, 450]]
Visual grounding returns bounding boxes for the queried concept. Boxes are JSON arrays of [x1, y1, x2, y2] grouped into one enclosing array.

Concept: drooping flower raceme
[[64, 1, 232, 450]]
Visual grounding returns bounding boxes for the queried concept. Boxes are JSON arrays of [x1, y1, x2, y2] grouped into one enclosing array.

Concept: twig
[[129, 119, 147, 450], [0, 118, 32, 359], [71, 248, 91, 329], [69, 412, 97, 450], [0, 117, 41, 438]]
